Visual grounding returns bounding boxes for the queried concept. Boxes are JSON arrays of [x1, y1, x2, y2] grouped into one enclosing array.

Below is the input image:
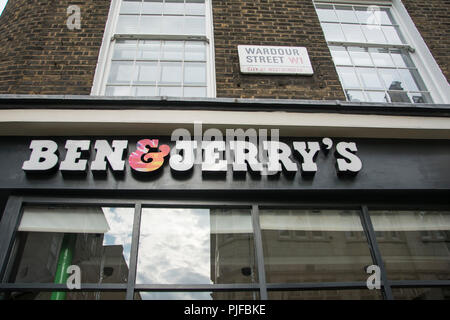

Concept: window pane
[[113, 40, 137, 60], [185, 2, 205, 16], [369, 48, 394, 67], [321, 23, 345, 41], [260, 209, 373, 283], [120, 0, 142, 14], [159, 86, 182, 96], [408, 92, 432, 104], [160, 16, 184, 34], [398, 69, 427, 91], [108, 61, 135, 84], [392, 288, 450, 300], [142, 0, 163, 15], [345, 90, 366, 102], [134, 61, 158, 84], [137, 40, 160, 60], [329, 46, 351, 65], [390, 49, 414, 68], [335, 5, 358, 23], [9, 206, 134, 286], [105, 86, 134, 96], [370, 210, 450, 281], [356, 68, 383, 90], [378, 68, 405, 91], [184, 87, 207, 97], [140, 16, 162, 34], [337, 67, 360, 88], [354, 6, 377, 25], [348, 47, 372, 66], [136, 208, 256, 284], [268, 289, 382, 300], [134, 86, 157, 96], [161, 41, 184, 60], [184, 62, 206, 85], [342, 24, 366, 43], [367, 91, 389, 103], [116, 15, 139, 34], [315, 4, 338, 22], [4, 291, 130, 300], [185, 41, 206, 61], [362, 25, 386, 43], [183, 16, 206, 35], [164, 0, 185, 15], [382, 26, 404, 44], [160, 62, 182, 84]]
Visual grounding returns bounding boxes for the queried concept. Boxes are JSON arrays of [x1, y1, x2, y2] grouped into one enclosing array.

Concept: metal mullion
[[126, 202, 142, 300], [389, 280, 450, 288], [134, 283, 259, 292], [267, 281, 370, 291], [251, 204, 267, 300], [0, 283, 128, 292], [360, 205, 393, 300]]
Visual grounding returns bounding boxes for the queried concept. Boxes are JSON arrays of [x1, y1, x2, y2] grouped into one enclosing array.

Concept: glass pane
[[142, 0, 163, 15], [369, 48, 394, 67], [361, 25, 386, 43], [370, 210, 450, 281], [183, 16, 206, 35], [116, 15, 140, 34], [390, 49, 414, 68], [356, 68, 383, 90], [161, 41, 184, 60], [113, 40, 137, 60], [398, 69, 427, 91], [268, 289, 382, 300], [120, 0, 142, 14], [408, 92, 433, 104], [140, 16, 162, 34], [335, 5, 358, 23], [379, 7, 395, 25], [9, 206, 134, 287], [366, 91, 389, 103], [105, 86, 133, 96], [348, 47, 372, 66], [382, 26, 404, 44], [378, 68, 405, 90], [185, 41, 206, 61], [346, 90, 366, 102], [164, 0, 185, 15], [134, 61, 158, 84], [136, 208, 256, 284], [342, 24, 366, 43], [260, 209, 373, 283], [140, 291, 259, 300], [329, 46, 351, 65], [336, 67, 360, 88], [159, 86, 182, 96], [184, 87, 207, 97], [137, 40, 160, 60], [160, 62, 182, 84], [354, 6, 378, 25], [321, 23, 345, 42], [393, 288, 450, 300], [315, 4, 338, 22], [160, 16, 184, 34], [185, 2, 205, 16], [108, 61, 135, 84], [134, 86, 157, 96], [184, 62, 206, 85]]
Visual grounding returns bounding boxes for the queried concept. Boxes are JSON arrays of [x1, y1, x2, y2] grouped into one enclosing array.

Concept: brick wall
[[212, 0, 346, 100], [402, 0, 449, 82], [0, 0, 111, 95]]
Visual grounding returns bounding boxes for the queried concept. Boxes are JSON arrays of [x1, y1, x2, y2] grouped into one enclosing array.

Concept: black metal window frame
[[0, 196, 449, 300]]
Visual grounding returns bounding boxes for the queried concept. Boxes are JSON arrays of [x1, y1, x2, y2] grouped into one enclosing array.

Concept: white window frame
[[91, 0, 216, 98], [314, 0, 450, 104]]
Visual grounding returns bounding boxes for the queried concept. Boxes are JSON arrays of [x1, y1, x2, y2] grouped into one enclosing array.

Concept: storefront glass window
[[370, 210, 450, 281], [5, 206, 134, 300], [136, 208, 257, 285], [259, 209, 373, 283]]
